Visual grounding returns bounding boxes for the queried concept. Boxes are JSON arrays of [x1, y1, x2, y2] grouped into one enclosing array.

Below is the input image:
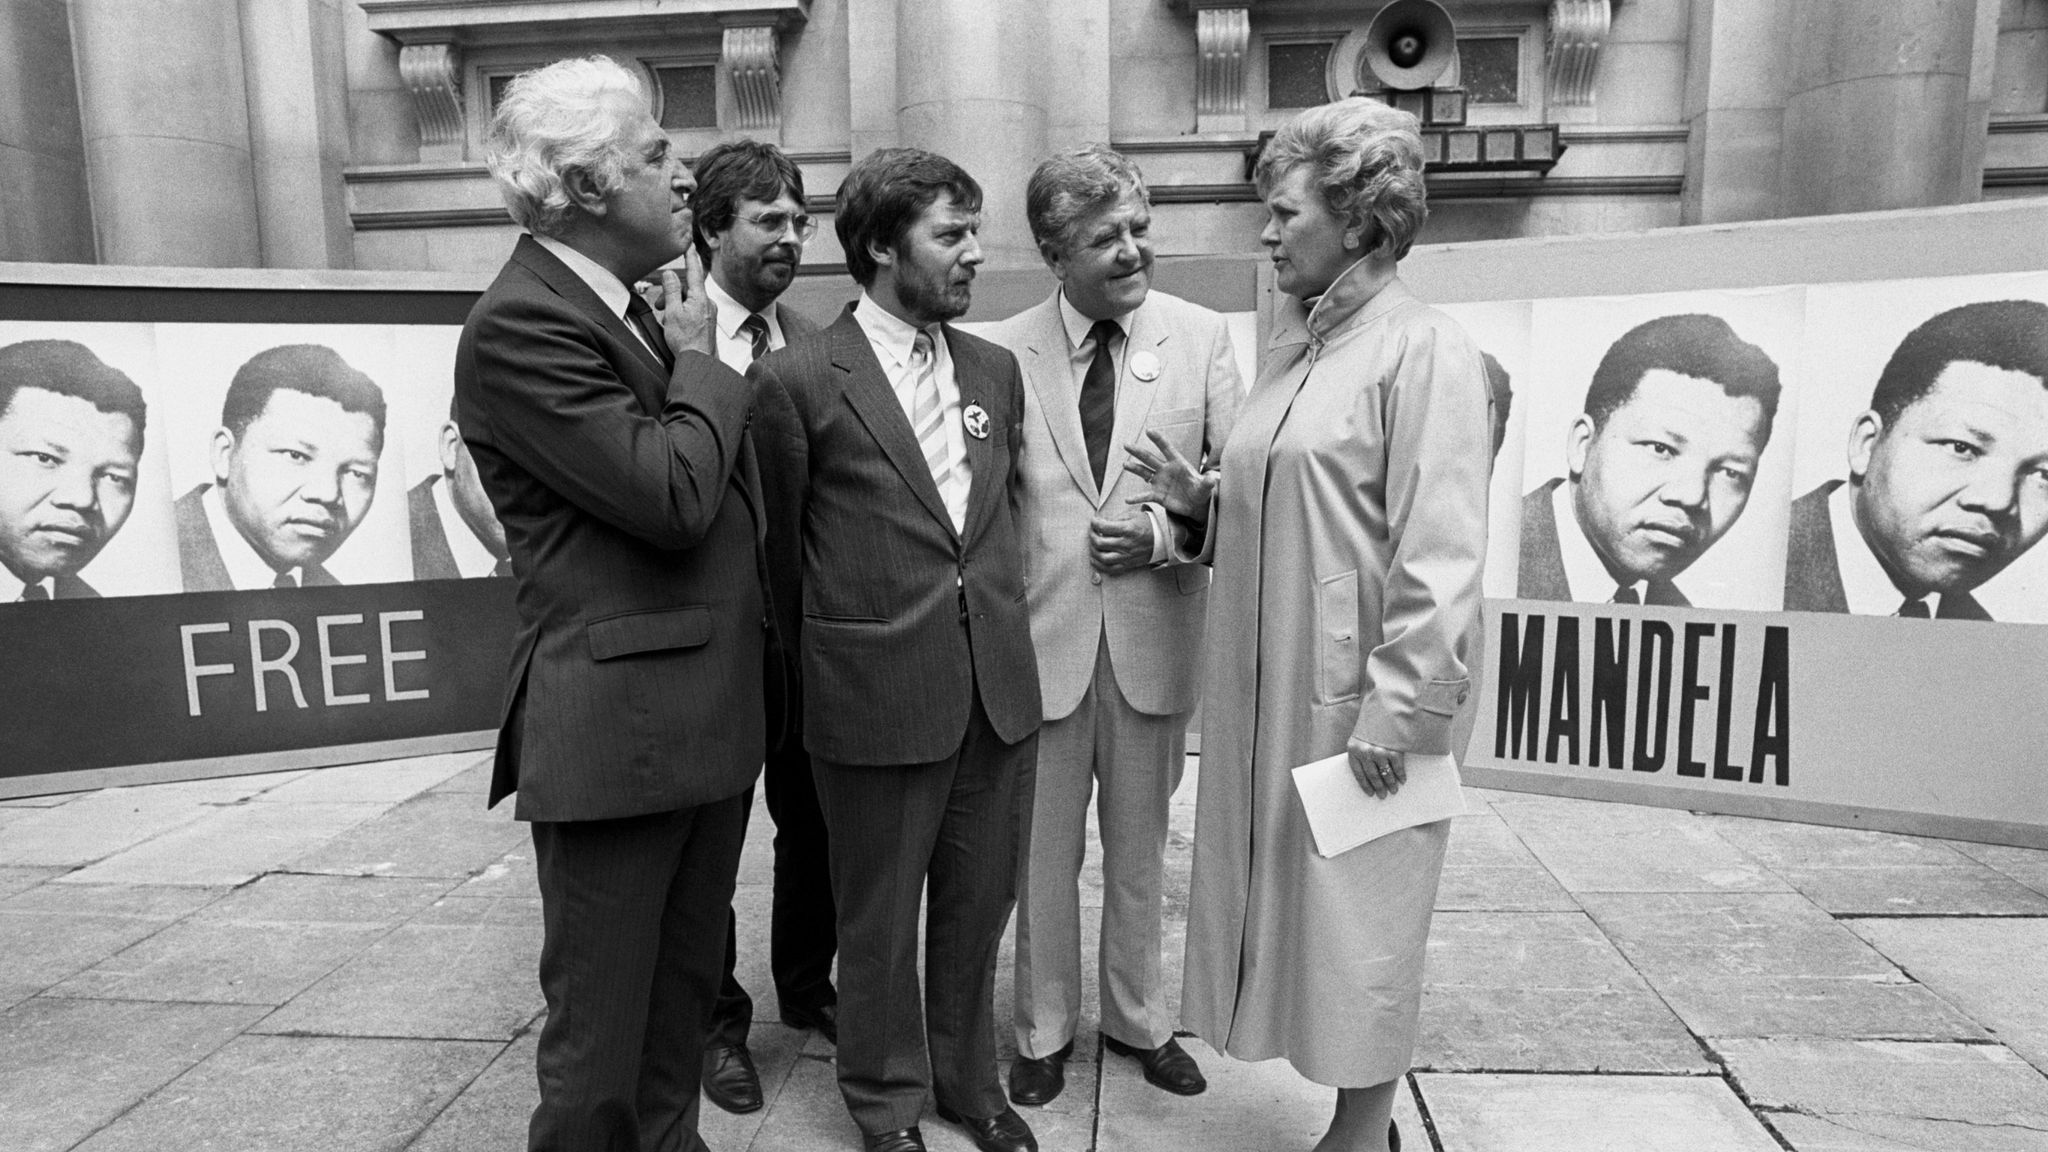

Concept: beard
[[895, 255, 973, 324]]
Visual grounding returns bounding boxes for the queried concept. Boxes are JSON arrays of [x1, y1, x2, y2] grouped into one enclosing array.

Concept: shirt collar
[[1556, 479, 1657, 603], [432, 475, 504, 579], [1833, 480, 1927, 615], [706, 275, 784, 350], [204, 483, 301, 589], [1057, 291, 1131, 352], [0, 562, 36, 602], [853, 292, 937, 373], [533, 235, 636, 322]]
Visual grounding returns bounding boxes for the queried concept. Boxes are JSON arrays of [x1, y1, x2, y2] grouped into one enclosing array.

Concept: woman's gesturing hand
[[1122, 429, 1216, 521], [1347, 736, 1406, 799]]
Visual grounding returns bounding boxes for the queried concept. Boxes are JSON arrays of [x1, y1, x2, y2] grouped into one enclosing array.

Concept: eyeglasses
[[737, 210, 818, 241]]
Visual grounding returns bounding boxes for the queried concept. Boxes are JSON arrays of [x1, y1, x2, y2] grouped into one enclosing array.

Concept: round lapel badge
[[963, 403, 991, 440], [1130, 350, 1162, 382]]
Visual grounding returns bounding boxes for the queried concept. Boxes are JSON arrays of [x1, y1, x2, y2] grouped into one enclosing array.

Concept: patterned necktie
[[19, 582, 50, 602], [626, 293, 674, 373], [740, 313, 771, 362], [910, 330, 967, 532], [1079, 319, 1119, 489]]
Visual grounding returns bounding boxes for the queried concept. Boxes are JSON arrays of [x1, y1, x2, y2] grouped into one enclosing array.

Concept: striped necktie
[[910, 330, 967, 532]]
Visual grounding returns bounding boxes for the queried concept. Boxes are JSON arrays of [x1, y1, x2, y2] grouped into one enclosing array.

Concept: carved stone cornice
[[1545, 0, 1610, 107], [722, 24, 781, 133], [359, 0, 809, 48], [1196, 7, 1251, 133], [398, 42, 465, 159]]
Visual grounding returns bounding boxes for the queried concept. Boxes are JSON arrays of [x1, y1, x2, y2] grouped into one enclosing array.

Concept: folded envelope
[[1290, 752, 1470, 859]]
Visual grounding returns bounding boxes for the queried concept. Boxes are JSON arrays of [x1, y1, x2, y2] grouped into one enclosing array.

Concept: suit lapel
[[1021, 294, 1098, 503], [512, 237, 667, 410], [950, 328, 998, 545], [829, 312, 957, 538], [1103, 301, 1166, 508]]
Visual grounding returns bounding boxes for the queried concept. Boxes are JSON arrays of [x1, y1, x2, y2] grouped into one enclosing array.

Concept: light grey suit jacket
[[987, 288, 1243, 721]]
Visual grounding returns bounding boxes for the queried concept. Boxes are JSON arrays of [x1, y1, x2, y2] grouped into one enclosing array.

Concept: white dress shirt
[[705, 275, 787, 374], [853, 293, 972, 531], [204, 483, 309, 589], [533, 235, 661, 362]]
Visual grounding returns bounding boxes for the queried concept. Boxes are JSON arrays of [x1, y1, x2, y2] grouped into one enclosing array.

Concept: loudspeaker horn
[[1363, 0, 1457, 91]]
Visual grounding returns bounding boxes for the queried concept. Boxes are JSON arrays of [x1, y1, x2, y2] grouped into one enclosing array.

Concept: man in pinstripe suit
[[752, 149, 1042, 1152], [454, 58, 768, 1152]]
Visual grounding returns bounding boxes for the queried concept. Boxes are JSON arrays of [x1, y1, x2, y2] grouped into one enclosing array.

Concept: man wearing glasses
[[685, 137, 835, 1116]]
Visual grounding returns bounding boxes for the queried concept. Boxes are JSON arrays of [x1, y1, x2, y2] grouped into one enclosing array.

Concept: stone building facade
[[3, 0, 2046, 273]]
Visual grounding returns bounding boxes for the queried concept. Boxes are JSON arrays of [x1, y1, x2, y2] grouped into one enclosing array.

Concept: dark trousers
[[528, 793, 748, 1152], [709, 721, 840, 1046], [814, 693, 1037, 1135]]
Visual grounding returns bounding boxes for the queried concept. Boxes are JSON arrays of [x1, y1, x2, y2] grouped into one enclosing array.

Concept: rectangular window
[[1457, 37, 1520, 105], [487, 73, 515, 115], [654, 64, 716, 130], [1267, 42, 1332, 109]]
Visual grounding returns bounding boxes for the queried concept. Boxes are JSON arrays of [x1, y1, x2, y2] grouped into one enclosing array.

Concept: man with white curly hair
[[454, 54, 771, 1152]]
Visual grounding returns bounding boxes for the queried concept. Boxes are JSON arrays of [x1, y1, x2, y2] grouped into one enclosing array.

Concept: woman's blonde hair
[[1254, 97, 1428, 261]]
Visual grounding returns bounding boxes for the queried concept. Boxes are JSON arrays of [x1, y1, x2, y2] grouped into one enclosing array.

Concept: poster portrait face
[[0, 324, 180, 601], [1791, 276, 2048, 622], [159, 324, 412, 591], [1522, 290, 1801, 610], [1438, 299, 1531, 600], [391, 327, 510, 581]]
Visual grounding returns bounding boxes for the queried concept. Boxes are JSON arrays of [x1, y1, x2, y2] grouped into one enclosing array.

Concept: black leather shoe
[[933, 1103, 1037, 1152], [862, 1127, 926, 1152], [779, 999, 838, 1044], [700, 1041, 763, 1114], [1101, 1035, 1206, 1096], [1007, 1039, 1074, 1106], [1390, 1119, 1402, 1152]]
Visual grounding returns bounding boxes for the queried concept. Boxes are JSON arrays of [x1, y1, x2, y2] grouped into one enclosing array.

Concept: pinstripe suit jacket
[[455, 236, 768, 820], [752, 305, 1042, 766]]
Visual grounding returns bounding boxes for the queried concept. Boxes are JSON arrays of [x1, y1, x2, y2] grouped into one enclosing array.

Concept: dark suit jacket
[[752, 305, 1042, 766], [408, 475, 463, 581], [1517, 476, 1691, 607], [455, 235, 768, 820], [174, 484, 339, 591], [1784, 479, 1992, 619], [751, 302, 822, 664]]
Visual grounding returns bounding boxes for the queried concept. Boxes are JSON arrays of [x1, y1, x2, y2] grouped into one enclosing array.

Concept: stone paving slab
[[0, 865, 65, 901], [58, 800, 392, 886], [69, 1033, 500, 1152], [1707, 815, 1976, 868], [48, 917, 390, 1005], [0, 910, 189, 991], [1095, 1035, 1423, 1152], [1492, 796, 1789, 894], [191, 872, 457, 925], [1580, 892, 1989, 1041], [253, 752, 481, 805], [430, 758, 496, 794], [1952, 841, 2048, 899], [1719, 1038, 2048, 1151], [1848, 918, 2048, 1073], [456, 841, 543, 900], [406, 1032, 533, 1152], [283, 790, 526, 879], [2, 880, 223, 919], [1769, 862, 2048, 916], [1418, 911, 1707, 1072], [251, 920, 544, 1040], [0, 789, 227, 867], [1416, 1071, 1783, 1151], [0, 997, 264, 1152], [1435, 810, 1578, 912]]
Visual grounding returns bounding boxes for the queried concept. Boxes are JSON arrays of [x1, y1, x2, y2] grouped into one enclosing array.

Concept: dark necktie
[[1896, 596, 1930, 618], [626, 293, 674, 373], [20, 582, 50, 602], [491, 558, 513, 579], [1610, 585, 1640, 605], [739, 313, 771, 362], [273, 571, 298, 590], [1079, 319, 1119, 489]]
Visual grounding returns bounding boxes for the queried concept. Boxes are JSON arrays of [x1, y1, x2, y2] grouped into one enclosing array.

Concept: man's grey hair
[[1254, 97, 1428, 262], [485, 56, 651, 238], [1025, 145, 1149, 256]]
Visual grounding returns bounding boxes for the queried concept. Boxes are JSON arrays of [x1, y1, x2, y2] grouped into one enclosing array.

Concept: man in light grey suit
[[987, 145, 1241, 1108]]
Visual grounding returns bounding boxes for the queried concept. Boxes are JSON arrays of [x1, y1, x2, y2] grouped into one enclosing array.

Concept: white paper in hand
[[1290, 753, 1469, 859]]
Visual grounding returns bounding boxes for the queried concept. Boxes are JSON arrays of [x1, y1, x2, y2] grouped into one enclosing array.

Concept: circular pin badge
[[963, 403, 991, 440], [1129, 350, 1162, 382]]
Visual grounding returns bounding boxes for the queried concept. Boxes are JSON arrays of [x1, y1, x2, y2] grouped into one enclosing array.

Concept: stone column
[[895, 0, 1049, 269], [1680, 0, 1791, 224], [240, 0, 355, 268], [71, 0, 260, 266], [1779, 0, 1982, 217], [0, 0, 94, 262]]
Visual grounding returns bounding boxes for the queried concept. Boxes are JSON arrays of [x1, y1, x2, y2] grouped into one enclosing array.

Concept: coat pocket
[[586, 605, 712, 661], [1316, 569, 1361, 705]]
